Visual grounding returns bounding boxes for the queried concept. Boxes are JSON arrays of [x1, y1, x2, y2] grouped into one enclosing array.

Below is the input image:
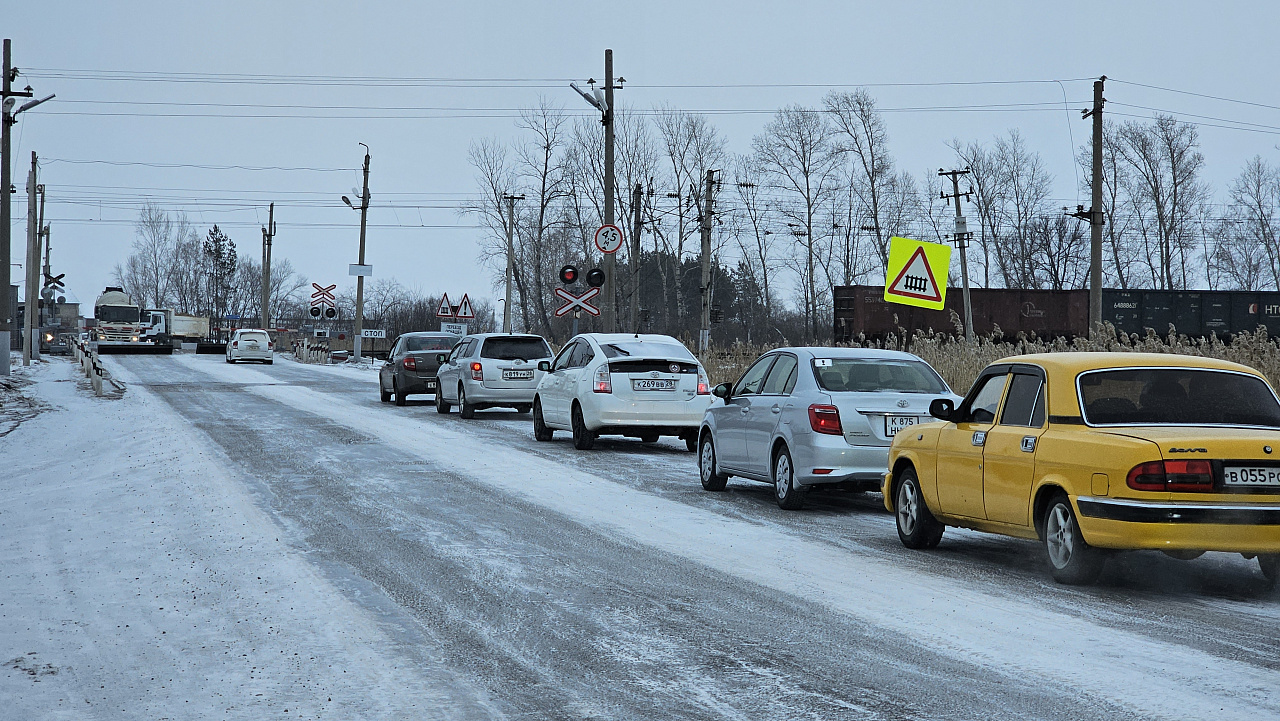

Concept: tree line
[[468, 90, 1280, 344]]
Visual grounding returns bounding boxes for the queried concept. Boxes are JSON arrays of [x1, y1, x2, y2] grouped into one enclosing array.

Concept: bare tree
[[1114, 115, 1208, 289], [950, 139, 1007, 287], [753, 105, 841, 342], [1222, 155, 1280, 289], [825, 88, 894, 266], [996, 130, 1053, 288]]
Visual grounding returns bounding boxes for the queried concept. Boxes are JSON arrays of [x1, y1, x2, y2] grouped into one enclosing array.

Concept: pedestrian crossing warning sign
[[884, 236, 950, 310]]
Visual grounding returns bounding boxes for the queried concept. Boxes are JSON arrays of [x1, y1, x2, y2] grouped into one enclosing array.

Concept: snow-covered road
[[4, 354, 1279, 720]]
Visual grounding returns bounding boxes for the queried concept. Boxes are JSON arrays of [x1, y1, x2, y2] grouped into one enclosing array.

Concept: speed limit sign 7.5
[[595, 224, 623, 254]]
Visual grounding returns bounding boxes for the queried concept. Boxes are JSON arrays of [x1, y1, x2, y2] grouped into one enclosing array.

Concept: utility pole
[[602, 49, 616, 333], [698, 169, 717, 352], [939, 168, 975, 341], [36, 181, 46, 333], [353, 145, 370, 363], [23, 152, 38, 364], [630, 183, 643, 332], [1, 40, 32, 376], [502, 193, 523, 333], [261, 202, 274, 331], [1084, 76, 1106, 336], [568, 51, 624, 332]]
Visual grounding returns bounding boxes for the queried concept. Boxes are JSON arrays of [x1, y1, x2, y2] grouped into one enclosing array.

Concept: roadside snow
[[0, 360, 493, 719], [175, 354, 1280, 721]]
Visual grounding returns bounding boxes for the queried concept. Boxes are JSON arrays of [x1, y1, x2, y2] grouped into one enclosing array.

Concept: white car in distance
[[225, 329, 274, 364], [532, 333, 712, 451]]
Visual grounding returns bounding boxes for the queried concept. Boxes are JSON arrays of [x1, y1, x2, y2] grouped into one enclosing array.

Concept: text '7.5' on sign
[[884, 236, 950, 310]]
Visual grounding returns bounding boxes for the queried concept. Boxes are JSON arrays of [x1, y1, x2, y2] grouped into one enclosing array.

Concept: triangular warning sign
[[436, 293, 453, 318], [886, 246, 942, 302], [455, 293, 475, 319]]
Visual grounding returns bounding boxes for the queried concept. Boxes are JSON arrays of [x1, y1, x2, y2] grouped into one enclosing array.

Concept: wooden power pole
[[1085, 76, 1106, 335], [602, 49, 616, 333], [698, 169, 716, 352], [261, 202, 274, 330], [630, 183, 643, 332]]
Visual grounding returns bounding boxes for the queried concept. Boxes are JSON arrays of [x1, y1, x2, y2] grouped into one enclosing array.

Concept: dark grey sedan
[[379, 332, 460, 405]]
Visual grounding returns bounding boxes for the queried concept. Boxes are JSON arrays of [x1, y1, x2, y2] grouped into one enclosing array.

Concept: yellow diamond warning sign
[[884, 236, 950, 310]]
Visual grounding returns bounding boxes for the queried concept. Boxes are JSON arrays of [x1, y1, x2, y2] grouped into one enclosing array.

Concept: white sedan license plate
[[632, 378, 677, 391], [885, 414, 921, 435], [502, 369, 534, 381], [1224, 466, 1280, 487]]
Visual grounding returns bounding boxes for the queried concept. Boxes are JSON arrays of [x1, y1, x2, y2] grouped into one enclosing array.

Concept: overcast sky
[[8, 1, 1280, 309]]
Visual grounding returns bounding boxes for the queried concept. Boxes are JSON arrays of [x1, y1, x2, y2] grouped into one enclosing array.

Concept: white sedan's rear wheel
[[772, 446, 806, 510]]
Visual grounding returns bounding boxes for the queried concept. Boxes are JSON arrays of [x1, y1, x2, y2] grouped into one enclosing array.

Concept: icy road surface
[[3, 355, 1279, 720]]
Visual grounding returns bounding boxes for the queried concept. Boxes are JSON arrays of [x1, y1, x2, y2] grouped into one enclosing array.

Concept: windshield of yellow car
[[1078, 368, 1280, 426]]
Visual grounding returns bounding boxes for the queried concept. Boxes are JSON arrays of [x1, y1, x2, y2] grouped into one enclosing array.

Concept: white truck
[[92, 287, 171, 354], [141, 309, 210, 350]]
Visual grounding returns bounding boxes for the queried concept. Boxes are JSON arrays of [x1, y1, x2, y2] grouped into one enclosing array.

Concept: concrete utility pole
[[1, 40, 28, 376], [353, 146, 370, 363], [1085, 76, 1106, 336], [602, 49, 616, 333], [939, 168, 975, 341], [23, 152, 38, 364], [698, 169, 717, 352], [261, 202, 274, 331], [36, 181, 46, 334], [630, 183, 643, 332], [502, 193, 523, 333]]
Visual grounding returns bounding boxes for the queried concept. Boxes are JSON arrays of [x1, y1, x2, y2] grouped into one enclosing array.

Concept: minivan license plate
[[632, 378, 677, 391], [1224, 466, 1280, 487], [885, 414, 920, 435], [502, 369, 534, 381]]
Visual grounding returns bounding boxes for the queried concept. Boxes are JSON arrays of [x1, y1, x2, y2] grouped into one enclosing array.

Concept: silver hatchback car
[[435, 333, 553, 418], [698, 347, 961, 509]]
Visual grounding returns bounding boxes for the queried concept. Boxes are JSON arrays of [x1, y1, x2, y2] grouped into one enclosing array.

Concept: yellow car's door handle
[[1021, 436, 1037, 453], [972, 431, 987, 446]]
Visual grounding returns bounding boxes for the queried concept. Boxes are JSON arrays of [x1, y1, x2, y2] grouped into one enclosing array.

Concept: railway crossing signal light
[[560, 265, 579, 285], [586, 268, 605, 288], [310, 307, 321, 317], [325, 307, 337, 319]]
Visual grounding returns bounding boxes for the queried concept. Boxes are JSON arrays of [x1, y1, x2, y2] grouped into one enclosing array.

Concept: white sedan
[[532, 333, 712, 451]]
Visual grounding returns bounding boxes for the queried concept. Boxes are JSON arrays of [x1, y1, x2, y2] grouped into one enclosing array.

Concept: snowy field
[[3, 354, 1279, 720]]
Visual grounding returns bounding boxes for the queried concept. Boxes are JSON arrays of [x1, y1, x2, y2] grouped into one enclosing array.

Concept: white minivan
[[225, 329, 273, 364], [532, 333, 712, 451]]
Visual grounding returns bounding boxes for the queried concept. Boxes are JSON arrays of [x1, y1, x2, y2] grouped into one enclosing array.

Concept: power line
[[43, 158, 354, 171], [1110, 78, 1280, 113]]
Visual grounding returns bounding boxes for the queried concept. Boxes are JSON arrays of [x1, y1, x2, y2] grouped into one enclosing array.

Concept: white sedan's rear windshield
[[482, 337, 551, 360], [1079, 368, 1280, 426], [813, 359, 947, 393], [600, 341, 695, 360], [240, 332, 269, 343]]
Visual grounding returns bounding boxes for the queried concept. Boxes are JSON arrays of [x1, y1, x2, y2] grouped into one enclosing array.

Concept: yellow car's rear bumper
[[1076, 496, 1280, 553]]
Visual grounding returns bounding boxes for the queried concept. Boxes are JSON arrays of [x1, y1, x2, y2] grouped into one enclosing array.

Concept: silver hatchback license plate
[[502, 369, 534, 381], [1224, 466, 1280, 487], [632, 378, 677, 391], [885, 414, 921, 435]]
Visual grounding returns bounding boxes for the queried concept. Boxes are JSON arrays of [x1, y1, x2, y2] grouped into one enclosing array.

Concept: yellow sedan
[[883, 352, 1280, 585]]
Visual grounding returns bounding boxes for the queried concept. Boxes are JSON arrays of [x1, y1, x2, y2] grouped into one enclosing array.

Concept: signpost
[[883, 237, 950, 311], [310, 283, 337, 317], [594, 224, 623, 254], [554, 287, 601, 317], [437, 293, 473, 334]]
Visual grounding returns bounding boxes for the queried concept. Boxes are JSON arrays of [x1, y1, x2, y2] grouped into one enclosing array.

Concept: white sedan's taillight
[[697, 368, 710, 395], [593, 365, 611, 393]]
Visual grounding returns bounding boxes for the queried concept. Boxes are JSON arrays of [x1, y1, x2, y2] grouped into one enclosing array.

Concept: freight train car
[[834, 286, 1280, 342]]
